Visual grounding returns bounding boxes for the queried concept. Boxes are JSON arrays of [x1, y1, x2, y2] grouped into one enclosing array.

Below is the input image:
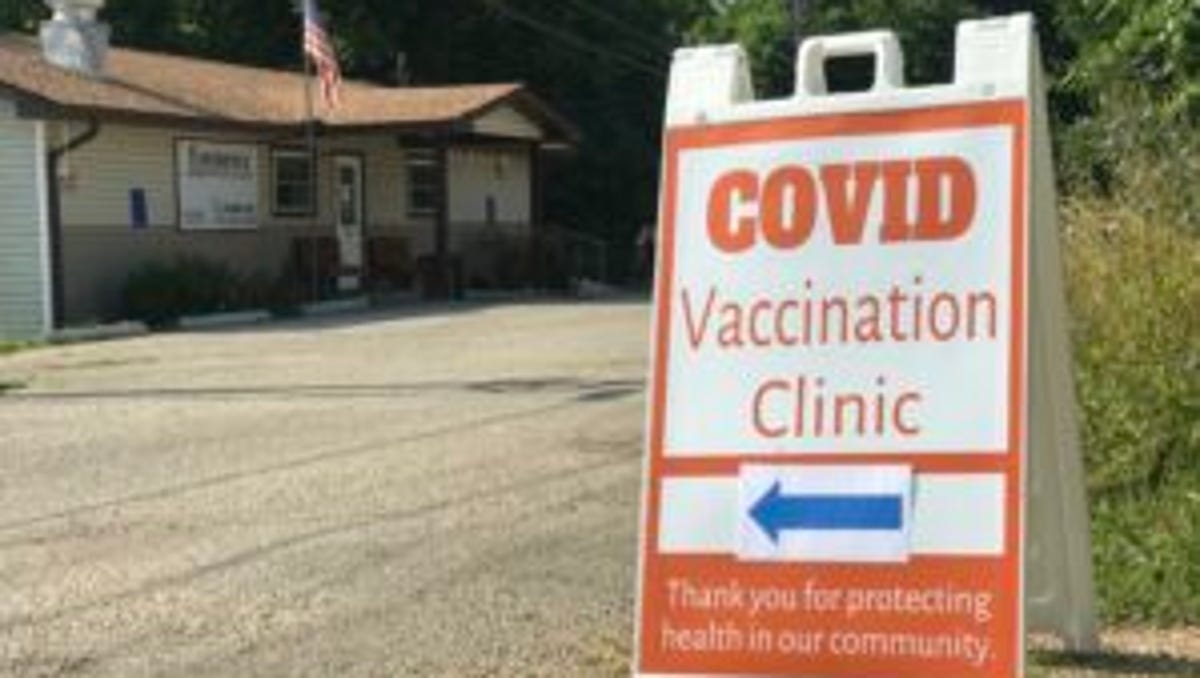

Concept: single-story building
[[0, 2, 579, 339]]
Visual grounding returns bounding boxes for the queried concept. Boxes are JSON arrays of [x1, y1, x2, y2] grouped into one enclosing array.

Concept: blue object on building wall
[[130, 188, 148, 229]]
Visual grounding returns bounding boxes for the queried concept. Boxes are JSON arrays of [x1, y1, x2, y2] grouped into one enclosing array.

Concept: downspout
[[46, 117, 100, 329]]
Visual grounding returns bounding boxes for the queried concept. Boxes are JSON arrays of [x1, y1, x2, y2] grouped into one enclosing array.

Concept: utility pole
[[304, 51, 320, 304]]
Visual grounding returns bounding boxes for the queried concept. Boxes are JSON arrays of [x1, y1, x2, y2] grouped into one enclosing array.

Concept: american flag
[[302, 0, 342, 109]]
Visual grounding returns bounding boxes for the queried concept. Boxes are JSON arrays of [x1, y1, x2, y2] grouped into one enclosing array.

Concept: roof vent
[[40, 0, 110, 76]]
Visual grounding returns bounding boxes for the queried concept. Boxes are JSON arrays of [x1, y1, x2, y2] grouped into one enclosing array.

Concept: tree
[[0, 0, 44, 32], [1062, 0, 1200, 118], [685, 0, 1050, 96]]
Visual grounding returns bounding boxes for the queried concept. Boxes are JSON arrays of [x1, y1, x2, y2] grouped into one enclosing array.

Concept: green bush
[[123, 257, 225, 328], [491, 238, 533, 290], [1059, 94, 1200, 236], [1064, 199, 1200, 624], [122, 256, 296, 328]]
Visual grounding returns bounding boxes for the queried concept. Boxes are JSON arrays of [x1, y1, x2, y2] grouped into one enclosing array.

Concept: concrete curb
[[50, 321, 149, 344], [301, 297, 370, 317], [178, 310, 272, 330]]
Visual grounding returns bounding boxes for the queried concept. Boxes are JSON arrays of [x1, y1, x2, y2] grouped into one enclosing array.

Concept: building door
[[334, 155, 365, 292]]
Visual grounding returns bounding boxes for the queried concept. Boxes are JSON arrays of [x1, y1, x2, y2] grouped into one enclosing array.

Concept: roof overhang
[[463, 88, 582, 150], [6, 85, 580, 152]]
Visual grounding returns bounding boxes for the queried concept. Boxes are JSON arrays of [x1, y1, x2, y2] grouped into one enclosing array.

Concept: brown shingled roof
[[0, 34, 575, 142]]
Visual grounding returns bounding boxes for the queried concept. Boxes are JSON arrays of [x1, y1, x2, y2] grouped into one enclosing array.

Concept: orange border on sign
[[637, 99, 1029, 677]]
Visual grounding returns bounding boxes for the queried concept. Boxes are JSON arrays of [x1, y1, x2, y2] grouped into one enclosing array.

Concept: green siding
[[0, 106, 48, 340]]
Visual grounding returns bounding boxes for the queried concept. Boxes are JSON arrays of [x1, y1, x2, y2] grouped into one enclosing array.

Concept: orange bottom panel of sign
[[638, 557, 1018, 677]]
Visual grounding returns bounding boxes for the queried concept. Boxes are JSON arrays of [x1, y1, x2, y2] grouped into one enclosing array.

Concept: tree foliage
[[1063, 0, 1200, 117], [0, 0, 41, 32]]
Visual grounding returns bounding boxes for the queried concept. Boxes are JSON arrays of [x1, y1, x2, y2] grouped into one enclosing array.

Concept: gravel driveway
[[0, 302, 647, 677]]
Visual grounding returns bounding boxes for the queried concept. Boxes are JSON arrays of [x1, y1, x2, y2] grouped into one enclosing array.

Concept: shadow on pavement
[[204, 297, 650, 336], [2, 376, 645, 403], [1034, 649, 1200, 675]]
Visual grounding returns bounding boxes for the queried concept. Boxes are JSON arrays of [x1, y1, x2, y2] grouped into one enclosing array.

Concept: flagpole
[[304, 41, 319, 303]]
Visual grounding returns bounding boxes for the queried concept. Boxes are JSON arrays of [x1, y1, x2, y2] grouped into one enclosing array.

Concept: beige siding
[[447, 146, 531, 226], [60, 227, 296, 324], [445, 145, 533, 289], [56, 123, 177, 227], [58, 124, 417, 231], [319, 134, 407, 228], [0, 105, 49, 339], [46, 121, 540, 320], [472, 105, 543, 140], [315, 136, 439, 258], [54, 124, 429, 321]]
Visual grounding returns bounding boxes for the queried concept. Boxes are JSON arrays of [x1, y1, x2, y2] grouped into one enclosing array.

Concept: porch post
[[528, 141, 545, 288], [434, 136, 451, 297]]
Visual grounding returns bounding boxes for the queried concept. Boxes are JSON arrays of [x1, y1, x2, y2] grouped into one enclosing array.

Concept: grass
[[0, 340, 42, 358], [0, 342, 36, 395], [1063, 201, 1200, 626]]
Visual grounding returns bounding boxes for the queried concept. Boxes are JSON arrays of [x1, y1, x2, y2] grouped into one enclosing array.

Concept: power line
[[483, 0, 666, 79], [556, 0, 676, 58], [486, 0, 664, 75]]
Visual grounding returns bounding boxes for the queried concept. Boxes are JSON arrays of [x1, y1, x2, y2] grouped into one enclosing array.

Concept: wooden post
[[529, 141, 545, 288], [434, 137, 450, 297]]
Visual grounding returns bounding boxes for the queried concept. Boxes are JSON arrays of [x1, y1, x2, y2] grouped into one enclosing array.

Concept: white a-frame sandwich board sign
[[635, 13, 1097, 678]]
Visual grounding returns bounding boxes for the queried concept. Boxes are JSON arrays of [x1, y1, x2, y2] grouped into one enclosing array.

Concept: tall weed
[[1063, 199, 1200, 623]]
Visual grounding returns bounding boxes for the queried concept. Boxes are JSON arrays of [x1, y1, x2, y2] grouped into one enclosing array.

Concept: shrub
[[122, 256, 278, 328], [1064, 199, 1200, 624], [237, 270, 303, 317], [491, 238, 533, 289], [1060, 98, 1200, 236]]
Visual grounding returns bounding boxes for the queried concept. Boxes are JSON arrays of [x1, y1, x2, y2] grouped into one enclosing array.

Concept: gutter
[[46, 117, 100, 329]]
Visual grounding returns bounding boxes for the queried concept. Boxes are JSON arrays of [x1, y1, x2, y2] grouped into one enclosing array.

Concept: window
[[406, 147, 441, 217], [272, 149, 315, 215]]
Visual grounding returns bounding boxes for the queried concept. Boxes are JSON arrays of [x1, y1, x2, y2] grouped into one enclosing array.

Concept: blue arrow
[[750, 481, 904, 544]]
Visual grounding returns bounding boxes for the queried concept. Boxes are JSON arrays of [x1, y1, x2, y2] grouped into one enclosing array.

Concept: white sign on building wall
[[176, 140, 259, 230]]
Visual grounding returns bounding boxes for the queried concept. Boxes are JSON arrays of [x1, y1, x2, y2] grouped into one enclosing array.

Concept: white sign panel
[[665, 127, 1015, 457], [176, 140, 259, 230]]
